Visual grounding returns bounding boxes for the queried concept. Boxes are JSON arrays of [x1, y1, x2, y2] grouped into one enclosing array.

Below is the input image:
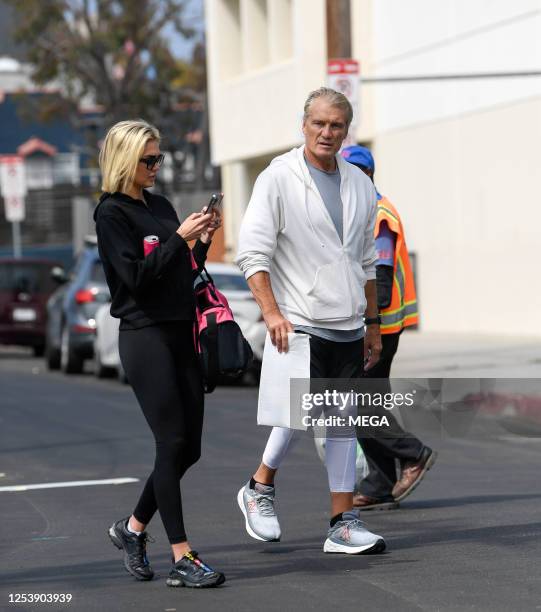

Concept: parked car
[[45, 236, 110, 373], [0, 258, 65, 356], [93, 302, 127, 382], [93, 262, 266, 383]]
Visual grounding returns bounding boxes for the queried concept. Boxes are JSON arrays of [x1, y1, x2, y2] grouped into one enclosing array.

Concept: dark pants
[[119, 321, 204, 544], [306, 333, 364, 439], [357, 331, 425, 499]]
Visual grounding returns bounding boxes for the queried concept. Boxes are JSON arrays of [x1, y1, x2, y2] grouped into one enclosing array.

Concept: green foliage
[[5, 0, 198, 128]]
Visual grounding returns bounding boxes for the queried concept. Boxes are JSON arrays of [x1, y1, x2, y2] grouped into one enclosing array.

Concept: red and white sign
[[0, 155, 26, 222], [327, 59, 360, 147]]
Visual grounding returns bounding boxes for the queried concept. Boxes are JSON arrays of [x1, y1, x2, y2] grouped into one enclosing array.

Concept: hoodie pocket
[[349, 261, 368, 316], [306, 260, 353, 321]]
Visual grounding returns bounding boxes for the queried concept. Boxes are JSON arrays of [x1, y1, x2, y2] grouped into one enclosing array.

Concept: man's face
[[302, 98, 349, 163]]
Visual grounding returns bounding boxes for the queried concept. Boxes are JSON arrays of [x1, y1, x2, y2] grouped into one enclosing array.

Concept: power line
[[372, 9, 541, 67], [362, 70, 541, 84]]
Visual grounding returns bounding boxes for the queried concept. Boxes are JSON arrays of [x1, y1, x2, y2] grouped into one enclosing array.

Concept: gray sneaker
[[237, 481, 281, 542], [323, 510, 386, 554]]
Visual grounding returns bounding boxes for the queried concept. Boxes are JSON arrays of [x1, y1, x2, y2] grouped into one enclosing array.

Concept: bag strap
[[194, 266, 219, 301], [205, 312, 219, 393]]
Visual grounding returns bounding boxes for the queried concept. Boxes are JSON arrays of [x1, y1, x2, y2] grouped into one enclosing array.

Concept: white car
[[93, 262, 266, 383], [93, 303, 126, 381]]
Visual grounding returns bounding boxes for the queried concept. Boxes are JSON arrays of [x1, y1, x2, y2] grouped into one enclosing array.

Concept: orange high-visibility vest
[[375, 196, 419, 334]]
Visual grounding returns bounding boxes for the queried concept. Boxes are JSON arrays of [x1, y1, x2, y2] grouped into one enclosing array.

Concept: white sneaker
[[237, 481, 281, 542], [323, 510, 386, 554]]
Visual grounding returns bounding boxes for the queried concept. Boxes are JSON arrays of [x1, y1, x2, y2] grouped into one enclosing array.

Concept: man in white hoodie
[[236, 87, 386, 555]]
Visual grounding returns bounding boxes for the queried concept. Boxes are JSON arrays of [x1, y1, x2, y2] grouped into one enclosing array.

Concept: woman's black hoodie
[[94, 190, 209, 330]]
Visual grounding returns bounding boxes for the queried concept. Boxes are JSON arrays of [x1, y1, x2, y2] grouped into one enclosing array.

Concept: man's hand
[[264, 308, 293, 353], [364, 324, 382, 371], [246, 271, 293, 353]]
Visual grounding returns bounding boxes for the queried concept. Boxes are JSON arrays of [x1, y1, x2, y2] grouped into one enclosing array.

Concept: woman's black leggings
[[119, 321, 204, 544]]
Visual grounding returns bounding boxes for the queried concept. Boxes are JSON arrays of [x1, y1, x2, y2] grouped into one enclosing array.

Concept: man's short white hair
[[303, 87, 353, 128]]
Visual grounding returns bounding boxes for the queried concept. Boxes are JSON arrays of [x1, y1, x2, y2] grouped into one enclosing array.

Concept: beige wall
[[206, 0, 327, 165], [375, 97, 541, 335]]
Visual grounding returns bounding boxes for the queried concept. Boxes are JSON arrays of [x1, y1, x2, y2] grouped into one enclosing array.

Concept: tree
[[6, 0, 196, 128]]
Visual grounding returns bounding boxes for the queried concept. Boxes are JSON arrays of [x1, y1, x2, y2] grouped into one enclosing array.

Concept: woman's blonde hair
[[99, 119, 160, 193]]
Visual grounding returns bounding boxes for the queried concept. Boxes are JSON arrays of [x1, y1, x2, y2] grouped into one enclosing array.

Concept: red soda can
[[143, 235, 160, 256]]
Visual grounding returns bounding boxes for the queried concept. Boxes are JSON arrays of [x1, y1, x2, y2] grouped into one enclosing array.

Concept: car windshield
[[210, 273, 249, 292], [0, 262, 57, 293]]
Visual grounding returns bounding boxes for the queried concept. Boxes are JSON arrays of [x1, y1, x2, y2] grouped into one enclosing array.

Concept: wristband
[[364, 316, 381, 326]]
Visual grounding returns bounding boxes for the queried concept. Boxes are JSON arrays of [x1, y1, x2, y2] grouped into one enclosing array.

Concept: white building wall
[[355, 0, 541, 336], [375, 98, 540, 336], [206, 0, 326, 165], [205, 0, 328, 257]]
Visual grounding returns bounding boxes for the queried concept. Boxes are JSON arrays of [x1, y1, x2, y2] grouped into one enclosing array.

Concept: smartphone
[[205, 192, 223, 214]]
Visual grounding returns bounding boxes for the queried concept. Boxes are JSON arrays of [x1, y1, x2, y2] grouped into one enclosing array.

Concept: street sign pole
[[12, 221, 22, 259], [0, 156, 27, 259]]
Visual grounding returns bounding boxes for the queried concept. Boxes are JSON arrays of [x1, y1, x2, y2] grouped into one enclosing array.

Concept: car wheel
[[60, 326, 84, 374], [45, 340, 61, 370], [33, 344, 45, 358]]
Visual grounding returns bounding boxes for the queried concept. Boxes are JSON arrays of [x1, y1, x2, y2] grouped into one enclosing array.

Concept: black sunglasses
[[139, 153, 165, 170]]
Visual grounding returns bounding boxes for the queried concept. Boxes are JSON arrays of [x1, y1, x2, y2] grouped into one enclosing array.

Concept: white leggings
[[261, 426, 356, 493]]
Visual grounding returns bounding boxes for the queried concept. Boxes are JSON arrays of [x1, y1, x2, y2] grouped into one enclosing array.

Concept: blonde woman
[[94, 119, 225, 588]]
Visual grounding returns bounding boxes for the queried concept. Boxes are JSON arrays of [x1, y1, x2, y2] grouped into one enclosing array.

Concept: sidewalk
[[391, 331, 541, 426], [392, 331, 541, 378]]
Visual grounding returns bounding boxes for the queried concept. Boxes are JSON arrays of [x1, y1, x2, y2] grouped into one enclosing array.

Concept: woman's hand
[[177, 212, 212, 242], [200, 209, 222, 244]]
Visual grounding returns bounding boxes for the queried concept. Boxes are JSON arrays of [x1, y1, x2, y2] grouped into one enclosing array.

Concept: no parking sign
[[327, 59, 360, 147], [0, 155, 27, 222]]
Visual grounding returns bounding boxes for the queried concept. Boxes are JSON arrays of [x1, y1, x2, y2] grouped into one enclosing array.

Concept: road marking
[[0, 477, 139, 492]]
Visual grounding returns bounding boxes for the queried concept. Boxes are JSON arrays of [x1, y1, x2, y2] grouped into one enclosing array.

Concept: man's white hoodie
[[236, 145, 378, 331]]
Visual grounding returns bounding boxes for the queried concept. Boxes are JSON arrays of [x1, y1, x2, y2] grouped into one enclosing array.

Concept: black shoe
[[166, 551, 225, 588], [108, 517, 154, 581]]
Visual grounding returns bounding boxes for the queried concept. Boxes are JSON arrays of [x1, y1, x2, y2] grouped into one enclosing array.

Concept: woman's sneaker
[[108, 517, 154, 580], [166, 551, 225, 588], [323, 511, 386, 555], [237, 481, 281, 542]]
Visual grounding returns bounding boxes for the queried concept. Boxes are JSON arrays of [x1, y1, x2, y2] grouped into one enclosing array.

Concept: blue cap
[[341, 145, 375, 172]]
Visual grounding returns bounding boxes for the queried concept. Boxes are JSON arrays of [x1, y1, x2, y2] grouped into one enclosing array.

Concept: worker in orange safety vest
[[341, 145, 437, 511]]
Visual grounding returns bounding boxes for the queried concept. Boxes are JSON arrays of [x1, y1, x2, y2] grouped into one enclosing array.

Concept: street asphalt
[[1, 339, 541, 612]]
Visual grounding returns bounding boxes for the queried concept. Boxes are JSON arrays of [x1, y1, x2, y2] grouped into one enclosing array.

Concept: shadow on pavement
[[390, 520, 541, 550], [2, 549, 405, 588], [400, 492, 541, 510]]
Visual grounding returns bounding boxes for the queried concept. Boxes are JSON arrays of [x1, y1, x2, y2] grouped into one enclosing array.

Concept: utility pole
[[326, 0, 351, 59], [325, 1, 358, 145]]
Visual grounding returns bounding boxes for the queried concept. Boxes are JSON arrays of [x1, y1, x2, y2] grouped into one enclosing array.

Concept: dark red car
[[0, 258, 65, 356]]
